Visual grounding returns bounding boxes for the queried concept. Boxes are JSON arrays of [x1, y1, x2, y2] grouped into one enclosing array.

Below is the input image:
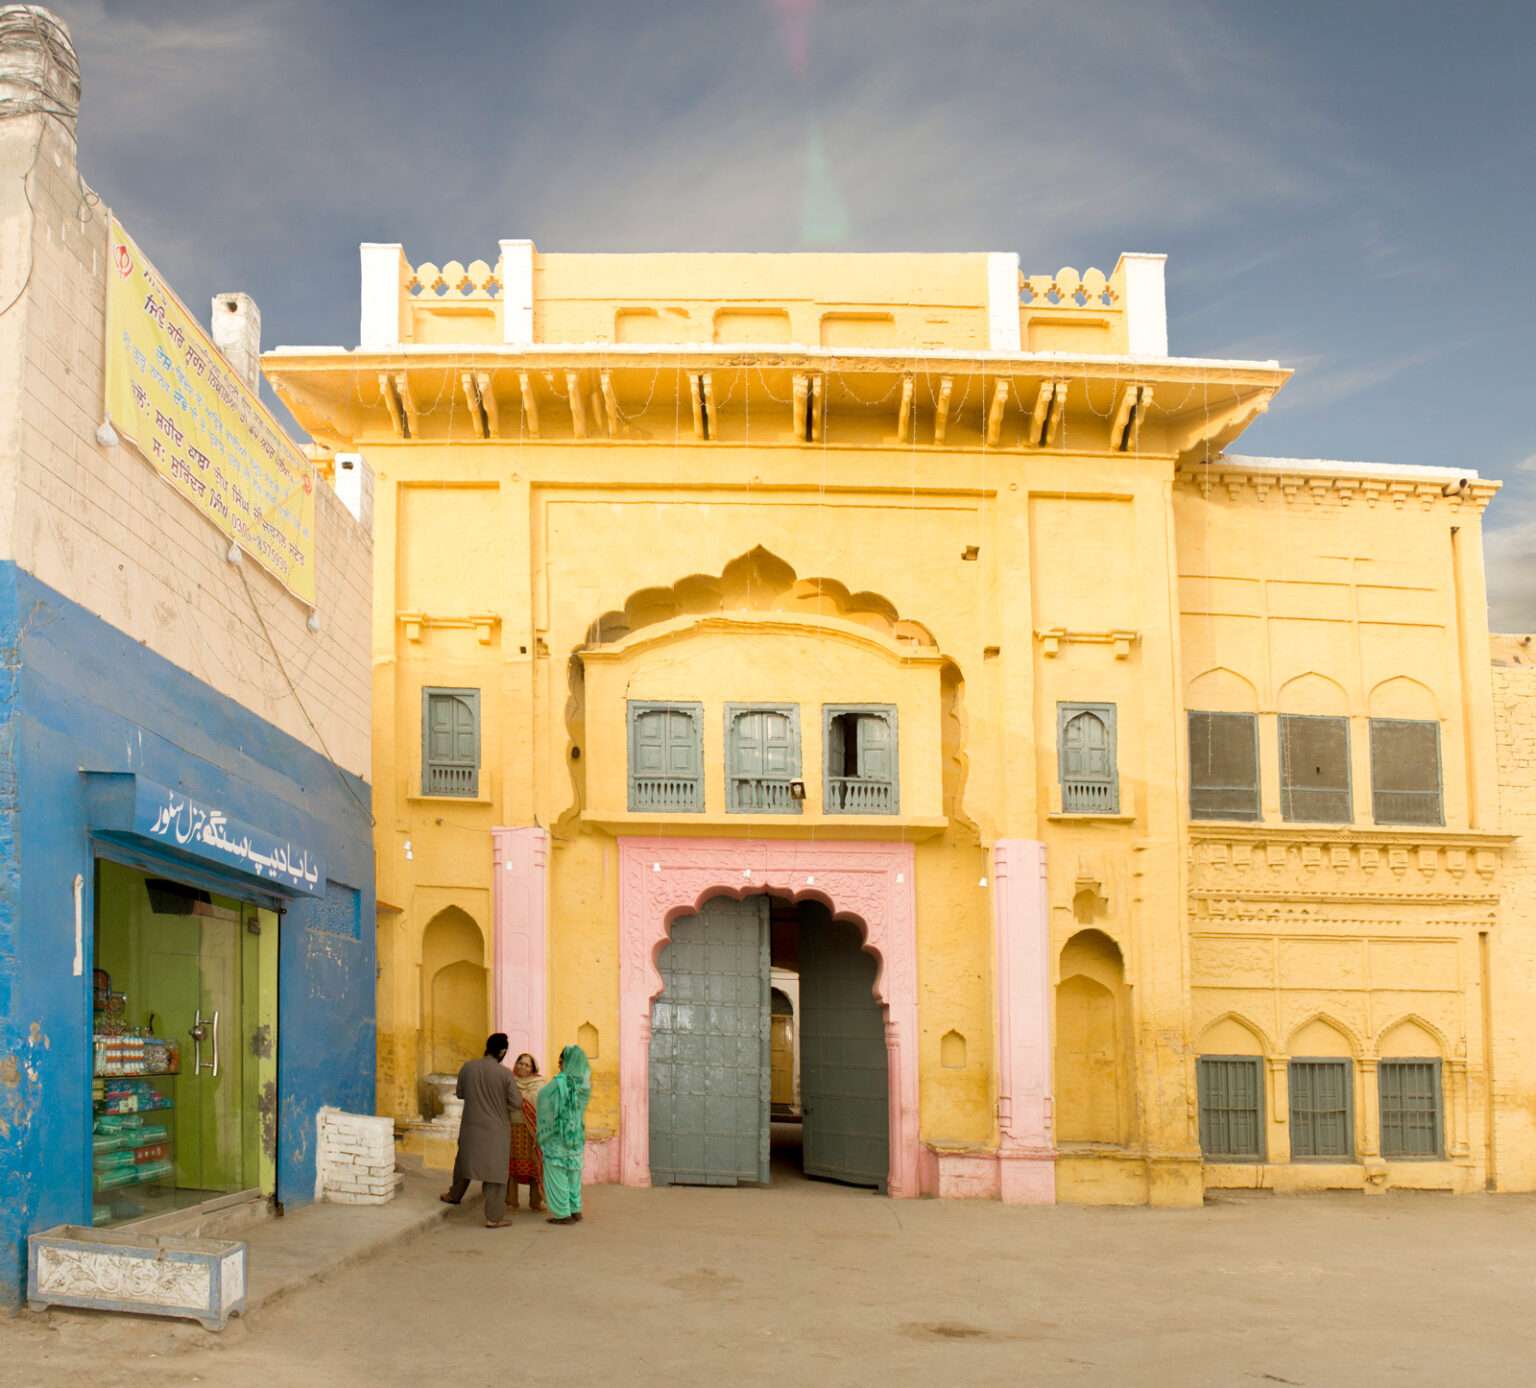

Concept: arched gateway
[[617, 838, 920, 1197]]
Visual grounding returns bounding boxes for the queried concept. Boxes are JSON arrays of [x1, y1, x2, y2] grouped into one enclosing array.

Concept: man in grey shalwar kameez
[[440, 1032, 521, 1227]]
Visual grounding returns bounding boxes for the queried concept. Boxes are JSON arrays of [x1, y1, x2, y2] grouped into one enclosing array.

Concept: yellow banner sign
[[104, 214, 317, 604]]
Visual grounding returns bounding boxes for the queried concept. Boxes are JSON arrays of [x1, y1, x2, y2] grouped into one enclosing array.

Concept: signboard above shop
[[103, 214, 318, 604]]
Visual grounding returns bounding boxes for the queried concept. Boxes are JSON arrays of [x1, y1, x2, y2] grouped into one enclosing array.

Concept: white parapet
[[987, 251, 1022, 353], [359, 243, 408, 349], [315, 1106, 400, 1204]]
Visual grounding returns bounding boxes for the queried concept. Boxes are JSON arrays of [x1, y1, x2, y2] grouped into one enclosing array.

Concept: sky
[[50, 0, 1536, 628]]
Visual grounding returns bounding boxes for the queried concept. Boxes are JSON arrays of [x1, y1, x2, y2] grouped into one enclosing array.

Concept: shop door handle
[[192, 1009, 219, 1077]]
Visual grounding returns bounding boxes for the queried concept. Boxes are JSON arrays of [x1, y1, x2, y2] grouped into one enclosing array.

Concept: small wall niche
[[577, 1020, 600, 1059], [940, 1029, 967, 1069]]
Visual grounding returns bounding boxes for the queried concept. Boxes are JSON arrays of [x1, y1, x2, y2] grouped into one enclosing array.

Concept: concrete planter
[[27, 1224, 248, 1330]]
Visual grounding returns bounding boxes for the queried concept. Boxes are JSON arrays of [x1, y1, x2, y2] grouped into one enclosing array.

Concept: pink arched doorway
[[617, 837, 920, 1197]]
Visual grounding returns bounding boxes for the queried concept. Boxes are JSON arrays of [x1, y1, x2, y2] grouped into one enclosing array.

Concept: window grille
[[726, 704, 801, 813], [1197, 1056, 1265, 1160], [1288, 1058, 1353, 1159], [422, 688, 480, 797], [628, 702, 703, 812], [1188, 711, 1261, 821], [1280, 715, 1352, 823], [1058, 703, 1118, 814], [1369, 718, 1443, 826], [1379, 1059, 1443, 1159], [824, 705, 898, 814]]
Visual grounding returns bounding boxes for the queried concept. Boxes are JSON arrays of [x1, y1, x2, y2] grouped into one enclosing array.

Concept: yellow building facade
[[266, 244, 1528, 1205]]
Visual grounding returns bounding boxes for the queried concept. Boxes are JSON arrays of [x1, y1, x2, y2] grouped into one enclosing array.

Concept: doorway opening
[[647, 893, 889, 1192], [91, 859, 276, 1227]]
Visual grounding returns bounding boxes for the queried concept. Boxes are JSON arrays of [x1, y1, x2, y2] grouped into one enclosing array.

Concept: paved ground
[[7, 1131, 1536, 1386]]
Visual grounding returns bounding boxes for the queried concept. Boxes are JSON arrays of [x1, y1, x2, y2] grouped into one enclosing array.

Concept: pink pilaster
[[992, 838, 1057, 1203], [617, 837, 921, 1197], [491, 826, 549, 1066]]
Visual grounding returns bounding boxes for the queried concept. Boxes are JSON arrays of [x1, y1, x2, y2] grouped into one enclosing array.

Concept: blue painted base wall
[[0, 563, 375, 1304]]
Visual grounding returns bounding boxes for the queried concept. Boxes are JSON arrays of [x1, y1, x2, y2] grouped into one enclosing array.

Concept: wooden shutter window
[[422, 688, 480, 797], [1188, 711, 1261, 821], [1369, 718, 1444, 826], [727, 704, 801, 813], [1280, 715, 1352, 823], [628, 702, 703, 811], [1379, 1059, 1443, 1159], [1197, 1056, 1265, 1160], [1288, 1058, 1353, 1160], [824, 705, 898, 814], [1058, 703, 1118, 814]]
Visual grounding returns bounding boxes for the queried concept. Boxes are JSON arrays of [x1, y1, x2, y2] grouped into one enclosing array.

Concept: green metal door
[[800, 915, 889, 1189], [649, 895, 770, 1186]]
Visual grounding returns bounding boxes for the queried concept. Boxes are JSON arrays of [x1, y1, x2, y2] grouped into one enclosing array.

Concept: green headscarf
[[537, 1044, 592, 1155]]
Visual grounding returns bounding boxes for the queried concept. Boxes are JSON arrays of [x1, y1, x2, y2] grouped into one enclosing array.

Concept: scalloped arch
[[1187, 666, 1259, 713], [1276, 671, 1350, 717], [585, 545, 938, 649]]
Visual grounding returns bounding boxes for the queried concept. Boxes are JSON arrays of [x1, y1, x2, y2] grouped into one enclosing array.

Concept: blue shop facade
[[0, 562, 376, 1305]]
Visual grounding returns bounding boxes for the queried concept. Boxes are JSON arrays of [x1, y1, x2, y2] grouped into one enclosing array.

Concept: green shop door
[[800, 915, 889, 1190], [96, 861, 277, 1210], [649, 895, 770, 1186]]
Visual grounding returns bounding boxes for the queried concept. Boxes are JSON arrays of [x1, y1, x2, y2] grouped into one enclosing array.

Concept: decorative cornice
[[1177, 460, 1500, 515]]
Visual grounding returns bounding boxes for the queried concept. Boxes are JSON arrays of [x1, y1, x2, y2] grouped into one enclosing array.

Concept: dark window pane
[[1189, 711, 1260, 821], [1280, 715, 1351, 823], [1370, 719, 1443, 825]]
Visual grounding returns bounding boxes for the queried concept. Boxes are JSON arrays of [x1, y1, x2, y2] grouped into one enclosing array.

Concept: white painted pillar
[[986, 251, 1022, 353], [499, 239, 536, 346], [359, 243, 409, 349], [1121, 252, 1169, 358]]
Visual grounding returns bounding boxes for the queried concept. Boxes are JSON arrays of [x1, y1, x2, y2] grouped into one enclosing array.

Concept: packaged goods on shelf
[[91, 1203, 111, 1226]]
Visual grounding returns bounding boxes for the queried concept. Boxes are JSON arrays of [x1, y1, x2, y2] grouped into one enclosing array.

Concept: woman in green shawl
[[536, 1044, 591, 1225]]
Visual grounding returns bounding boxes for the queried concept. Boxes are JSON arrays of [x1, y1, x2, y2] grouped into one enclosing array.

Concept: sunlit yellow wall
[[267, 247, 1522, 1206]]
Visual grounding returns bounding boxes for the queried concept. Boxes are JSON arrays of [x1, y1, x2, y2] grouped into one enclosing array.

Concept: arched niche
[[1277, 671, 1350, 718], [1054, 929, 1131, 1145], [1186, 666, 1259, 713], [1196, 1012, 1270, 1056], [1368, 675, 1439, 721], [1377, 1015, 1446, 1058], [421, 906, 488, 1079], [1287, 1014, 1358, 1058]]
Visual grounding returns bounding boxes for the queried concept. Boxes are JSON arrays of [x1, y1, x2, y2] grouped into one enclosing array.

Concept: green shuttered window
[[824, 705, 898, 814], [1369, 718, 1444, 826], [1188, 711, 1261, 821], [1058, 703, 1118, 814], [1379, 1059, 1443, 1159], [628, 702, 704, 812], [1280, 715, 1352, 824], [1197, 1056, 1265, 1160], [726, 704, 801, 813], [422, 688, 480, 797], [1288, 1058, 1353, 1160]]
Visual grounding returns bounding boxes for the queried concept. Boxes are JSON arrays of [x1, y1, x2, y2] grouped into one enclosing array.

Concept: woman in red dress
[[507, 1052, 545, 1211]]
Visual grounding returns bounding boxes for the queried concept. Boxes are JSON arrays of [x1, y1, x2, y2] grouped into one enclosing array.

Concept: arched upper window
[[1058, 703, 1118, 814], [628, 701, 703, 811]]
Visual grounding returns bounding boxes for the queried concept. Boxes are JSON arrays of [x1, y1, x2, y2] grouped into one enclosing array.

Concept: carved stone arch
[[1195, 1010, 1273, 1057], [1276, 671, 1351, 718], [1285, 1011, 1361, 1058], [1186, 666, 1259, 713], [584, 547, 943, 652], [1375, 1012, 1451, 1058], [1368, 675, 1439, 721], [618, 837, 919, 1197]]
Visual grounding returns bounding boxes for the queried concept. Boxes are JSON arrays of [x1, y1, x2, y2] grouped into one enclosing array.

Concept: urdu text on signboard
[[103, 214, 317, 604]]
